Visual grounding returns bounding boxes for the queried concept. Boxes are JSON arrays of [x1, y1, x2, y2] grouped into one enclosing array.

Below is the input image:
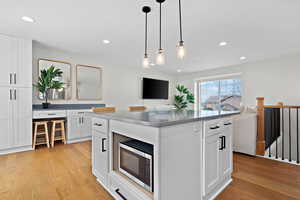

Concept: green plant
[[33, 66, 64, 104], [174, 85, 195, 110]]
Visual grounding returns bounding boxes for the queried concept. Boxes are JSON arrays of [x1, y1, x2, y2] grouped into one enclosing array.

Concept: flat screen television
[[142, 78, 169, 99]]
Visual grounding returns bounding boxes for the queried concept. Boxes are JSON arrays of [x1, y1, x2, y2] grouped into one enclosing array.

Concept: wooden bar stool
[[51, 120, 66, 147], [33, 121, 50, 149]]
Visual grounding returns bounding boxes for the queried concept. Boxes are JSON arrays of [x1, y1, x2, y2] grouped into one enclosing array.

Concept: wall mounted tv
[[142, 78, 169, 99]]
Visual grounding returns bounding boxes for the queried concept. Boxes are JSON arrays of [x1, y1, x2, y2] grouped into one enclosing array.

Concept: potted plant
[[33, 66, 64, 109], [174, 85, 195, 111]]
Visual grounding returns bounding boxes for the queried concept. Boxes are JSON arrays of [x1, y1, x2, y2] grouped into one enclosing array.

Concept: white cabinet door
[[68, 115, 82, 140], [204, 134, 222, 195], [15, 39, 32, 88], [93, 131, 108, 185], [220, 124, 233, 179], [0, 87, 13, 150], [81, 116, 92, 137], [0, 35, 13, 86], [13, 88, 32, 147]]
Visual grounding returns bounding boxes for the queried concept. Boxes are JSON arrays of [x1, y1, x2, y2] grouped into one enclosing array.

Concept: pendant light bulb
[[177, 41, 185, 59], [156, 49, 165, 65], [143, 54, 150, 69]]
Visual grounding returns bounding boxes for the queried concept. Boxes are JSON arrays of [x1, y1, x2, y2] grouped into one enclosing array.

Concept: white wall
[[177, 53, 300, 107], [33, 42, 177, 110]]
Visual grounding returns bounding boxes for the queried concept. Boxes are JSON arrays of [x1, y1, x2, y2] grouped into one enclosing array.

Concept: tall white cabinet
[[0, 34, 32, 155]]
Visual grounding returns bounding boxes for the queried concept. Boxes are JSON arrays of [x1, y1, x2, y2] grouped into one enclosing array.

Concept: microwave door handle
[[115, 189, 127, 200]]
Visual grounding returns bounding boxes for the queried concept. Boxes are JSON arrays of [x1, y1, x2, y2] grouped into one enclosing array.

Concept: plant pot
[[42, 103, 50, 109]]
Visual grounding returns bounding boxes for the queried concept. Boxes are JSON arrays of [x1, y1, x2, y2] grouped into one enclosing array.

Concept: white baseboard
[[96, 178, 118, 200], [257, 155, 300, 166], [67, 137, 92, 144], [0, 145, 33, 155], [208, 178, 232, 200]]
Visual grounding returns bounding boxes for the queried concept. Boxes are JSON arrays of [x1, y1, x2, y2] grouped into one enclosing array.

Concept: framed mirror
[[76, 64, 103, 100], [37, 59, 72, 100]]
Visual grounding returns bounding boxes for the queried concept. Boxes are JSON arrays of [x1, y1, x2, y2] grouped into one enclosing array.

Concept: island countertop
[[87, 110, 240, 127]]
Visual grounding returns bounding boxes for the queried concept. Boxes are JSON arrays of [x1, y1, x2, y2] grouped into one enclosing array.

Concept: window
[[198, 77, 242, 114]]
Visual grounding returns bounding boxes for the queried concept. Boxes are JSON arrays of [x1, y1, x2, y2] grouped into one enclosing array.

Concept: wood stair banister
[[256, 97, 265, 155]]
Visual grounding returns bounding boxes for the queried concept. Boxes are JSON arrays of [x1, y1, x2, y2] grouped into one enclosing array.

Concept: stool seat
[[33, 121, 50, 149], [51, 120, 66, 147]]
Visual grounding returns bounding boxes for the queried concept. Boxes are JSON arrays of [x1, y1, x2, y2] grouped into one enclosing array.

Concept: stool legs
[[33, 121, 50, 149], [51, 120, 66, 148]]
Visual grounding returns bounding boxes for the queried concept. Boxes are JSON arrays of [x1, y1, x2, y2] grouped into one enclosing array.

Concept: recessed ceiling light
[[21, 16, 35, 23], [177, 69, 182, 73], [150, 63, 155, 66], [219, 41, 227, 46], [103, 40, 111, 44], [240, 56, 246, 60]]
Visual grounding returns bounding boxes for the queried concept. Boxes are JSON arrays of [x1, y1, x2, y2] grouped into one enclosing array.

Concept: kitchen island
[[88, 110, 239, 200]]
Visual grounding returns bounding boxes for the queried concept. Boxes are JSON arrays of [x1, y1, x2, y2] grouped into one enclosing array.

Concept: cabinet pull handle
[[102, 138, 107, 152], [219, 136, 223, 150], [210, 126, 220, 130], [9, 73, 12, 84], [14, 73, 16, 84], [115, 189, 127, 200], [223, 136, 226, 149], [48, 113, 56, 116], [9, 89, 12, 100], [82, 117, 84, 124], [224, 122, 232, 126], [14, 89, 16, 100], [94, 123, 102, 127]]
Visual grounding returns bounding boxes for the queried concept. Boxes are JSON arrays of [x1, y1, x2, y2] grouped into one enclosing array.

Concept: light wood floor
[[0, 142, 299, 200]]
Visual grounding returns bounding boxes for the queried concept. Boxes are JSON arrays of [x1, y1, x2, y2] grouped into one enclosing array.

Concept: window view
[[199, 77, 241, 114]]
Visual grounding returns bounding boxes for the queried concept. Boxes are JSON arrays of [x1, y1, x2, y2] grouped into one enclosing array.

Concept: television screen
[[142, 78, 169, 99]]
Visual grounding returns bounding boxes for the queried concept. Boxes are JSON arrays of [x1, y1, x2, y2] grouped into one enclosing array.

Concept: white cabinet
[[220, 121, 233, 179], [92, 123, 108, 185], [204, 134, 221, 195], [67, 111, 92, 142], [203, 118, 233, 197], [0, 87, 32, 151], [0, 34, 32, 154], [0, 34, 32, 88]]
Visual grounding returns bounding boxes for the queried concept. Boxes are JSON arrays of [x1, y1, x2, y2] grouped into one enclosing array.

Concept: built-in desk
[[32, 104, 105, 143]]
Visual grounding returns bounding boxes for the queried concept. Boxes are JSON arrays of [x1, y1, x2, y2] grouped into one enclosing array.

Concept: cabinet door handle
[[115, 189, 127, 200], [94, 123, 102, 127], [9, 89, 12, 100], [219, 136, 223, 150], [210, 126, 220, 130], [14, 89, 16, 100], [14, 73, 16, 84], [102, 138, 107, 152], [48, 113, 56, 116], [82, 117, 84, 124], [223, 136, 226, 149], [9, 73, 12, 84], [224, 122, 232, 126]]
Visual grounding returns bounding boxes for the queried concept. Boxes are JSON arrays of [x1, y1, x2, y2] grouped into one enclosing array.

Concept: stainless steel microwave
[[119, 139, 153, 192]]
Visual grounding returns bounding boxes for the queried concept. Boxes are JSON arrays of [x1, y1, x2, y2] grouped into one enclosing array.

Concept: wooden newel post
[[256, 97, 265, 155]]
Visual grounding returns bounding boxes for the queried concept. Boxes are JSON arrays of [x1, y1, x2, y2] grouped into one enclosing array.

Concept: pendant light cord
[[179, 0, 183, 42], [159, 3, 162, 50], [145, 13, 148, 56]]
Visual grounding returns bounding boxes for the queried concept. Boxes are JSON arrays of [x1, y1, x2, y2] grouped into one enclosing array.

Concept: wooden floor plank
[[0, 143, 299, 200]]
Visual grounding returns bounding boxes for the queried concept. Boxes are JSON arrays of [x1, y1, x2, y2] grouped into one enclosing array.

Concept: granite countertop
[[33, 104, 105, 111], [88, 110, 240, 127]]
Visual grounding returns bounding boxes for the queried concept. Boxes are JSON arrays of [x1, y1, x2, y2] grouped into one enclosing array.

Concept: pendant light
[[142, 6, 151, 68], [156, 0, 166, 65], [177, 0, 185, 59]]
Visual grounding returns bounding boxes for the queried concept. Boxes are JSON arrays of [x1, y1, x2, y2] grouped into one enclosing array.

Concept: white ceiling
[[1, 0, 300, 74]]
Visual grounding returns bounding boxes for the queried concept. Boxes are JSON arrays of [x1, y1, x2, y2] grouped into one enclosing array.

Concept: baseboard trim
[[0, 145, 33, 155], [67, 137, 92, 144], [204, 177, 233, 200], [96, 178, 118, 200]]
